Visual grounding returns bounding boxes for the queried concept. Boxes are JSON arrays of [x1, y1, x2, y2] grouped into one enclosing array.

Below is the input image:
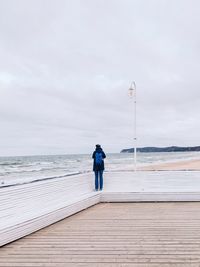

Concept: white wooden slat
[[101, 192, 200, 202]]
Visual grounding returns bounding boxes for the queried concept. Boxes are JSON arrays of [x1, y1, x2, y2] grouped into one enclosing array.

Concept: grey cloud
[[0, 0, 200, 156]]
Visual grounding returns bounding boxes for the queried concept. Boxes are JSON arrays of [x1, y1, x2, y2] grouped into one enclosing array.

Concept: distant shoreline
[[121, 146, 200, 153]]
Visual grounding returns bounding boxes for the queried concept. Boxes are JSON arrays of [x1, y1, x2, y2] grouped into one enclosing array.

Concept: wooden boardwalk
[[1, 202, 200, 266], [3, 171, 200, 246]]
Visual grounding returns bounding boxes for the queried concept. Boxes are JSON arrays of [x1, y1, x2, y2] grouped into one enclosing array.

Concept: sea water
[[0, 152, 200, 187]]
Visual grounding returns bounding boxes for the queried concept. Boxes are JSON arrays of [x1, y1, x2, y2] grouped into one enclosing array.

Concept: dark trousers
[[94, 170, 103, 190]]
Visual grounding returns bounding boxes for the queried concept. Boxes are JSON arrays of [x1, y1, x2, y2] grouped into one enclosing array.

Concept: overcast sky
[[0, 0, 200, 156]]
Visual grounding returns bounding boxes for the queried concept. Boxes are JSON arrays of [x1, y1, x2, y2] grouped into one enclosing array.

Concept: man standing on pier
[[92, 144, 106, 191]]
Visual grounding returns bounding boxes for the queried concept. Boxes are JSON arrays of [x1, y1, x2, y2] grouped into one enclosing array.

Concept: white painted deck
[[1, 171, 200, 246]]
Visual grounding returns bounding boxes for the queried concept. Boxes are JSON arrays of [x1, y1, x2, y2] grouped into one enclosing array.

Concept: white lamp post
[[128, 81, 137, 171]]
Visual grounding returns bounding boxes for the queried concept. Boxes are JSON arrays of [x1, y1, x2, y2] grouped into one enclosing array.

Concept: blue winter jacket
[[92, 148, 106, 171]]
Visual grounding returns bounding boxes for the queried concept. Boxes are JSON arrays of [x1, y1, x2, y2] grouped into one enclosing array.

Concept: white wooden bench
[[0, 173, 100, 246]]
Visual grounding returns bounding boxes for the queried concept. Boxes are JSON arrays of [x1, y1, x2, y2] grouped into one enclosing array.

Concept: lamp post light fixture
[[128, 81, 137, 171]]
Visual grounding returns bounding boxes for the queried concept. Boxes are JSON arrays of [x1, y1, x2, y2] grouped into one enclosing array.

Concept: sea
[[0, 152, 200, 187]]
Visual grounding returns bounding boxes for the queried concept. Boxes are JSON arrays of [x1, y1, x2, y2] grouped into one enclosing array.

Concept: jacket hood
[[95, 147, 102, 152]]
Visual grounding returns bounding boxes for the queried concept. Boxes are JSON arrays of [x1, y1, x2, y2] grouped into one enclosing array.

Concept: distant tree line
[[121, 146, 200, 153]]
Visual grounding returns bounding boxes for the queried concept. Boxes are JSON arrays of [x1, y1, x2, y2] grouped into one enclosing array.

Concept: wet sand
[[139, 159, 200, 171]]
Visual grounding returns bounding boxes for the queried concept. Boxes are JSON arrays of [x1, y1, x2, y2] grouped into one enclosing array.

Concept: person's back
[[92, 144, 106, 191]]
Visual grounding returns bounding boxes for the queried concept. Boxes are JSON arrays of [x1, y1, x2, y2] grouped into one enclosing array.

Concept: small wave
[[0, 162, 23, 166]]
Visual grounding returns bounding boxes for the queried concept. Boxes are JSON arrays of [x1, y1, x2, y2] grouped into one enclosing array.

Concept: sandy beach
[[140, 158, 200, 171]]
